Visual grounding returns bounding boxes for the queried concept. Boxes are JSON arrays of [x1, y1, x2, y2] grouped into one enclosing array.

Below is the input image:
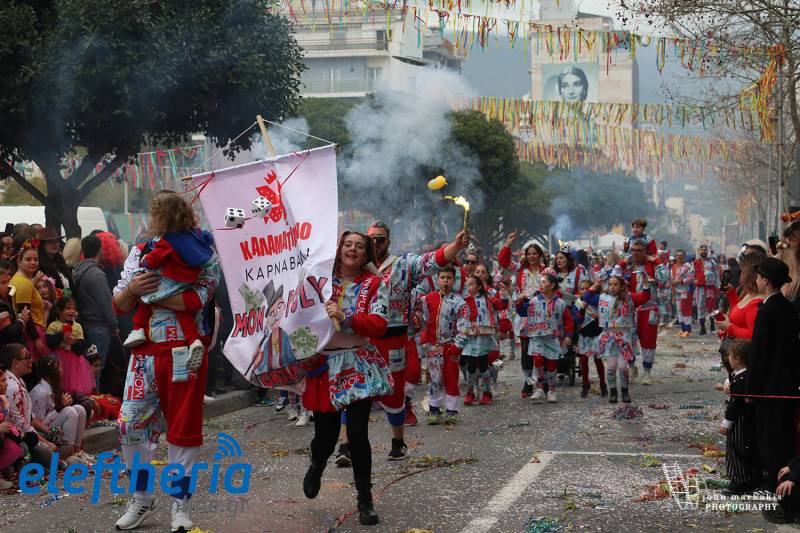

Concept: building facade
[[283, 2, 463, 98]]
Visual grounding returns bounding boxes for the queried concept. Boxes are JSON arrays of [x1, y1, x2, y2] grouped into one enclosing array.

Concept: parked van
[[0, 206, 109, 236]]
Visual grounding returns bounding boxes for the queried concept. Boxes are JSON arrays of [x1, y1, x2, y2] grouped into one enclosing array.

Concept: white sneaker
[[186, 339, 205, 372], [123, 329, 146, 348], [642, 369, 652, 385], [287, 406, 299, 421], [547, 391, 557, 403], [295, 410, 310, 427], [170, 498, 194, 533], [115, 497, 155, 530], [531, 388, 545, 401], [275, 396, 289, 412], [203, 394, 215, 404]]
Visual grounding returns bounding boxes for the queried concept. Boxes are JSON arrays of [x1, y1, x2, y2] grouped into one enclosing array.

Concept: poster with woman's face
[[542, 63, 598, 102]]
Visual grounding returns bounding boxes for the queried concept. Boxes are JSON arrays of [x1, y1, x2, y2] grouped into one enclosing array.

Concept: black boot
[[621, 387, 631, 403], [600, 382, 608, 397], [303, 462, 325, 499], [356, 481, 380, 526], [699, 319, 707, 335], [581, 384, 590, 398], [609, 388, 618, 404], [709, 319, 716, 332]]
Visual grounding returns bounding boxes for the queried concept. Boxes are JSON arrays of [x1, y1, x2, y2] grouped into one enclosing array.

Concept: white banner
[[191, 145, 338, 388]]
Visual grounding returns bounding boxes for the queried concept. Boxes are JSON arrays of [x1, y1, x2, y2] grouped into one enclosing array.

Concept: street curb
[[82, 389, 258, 453]]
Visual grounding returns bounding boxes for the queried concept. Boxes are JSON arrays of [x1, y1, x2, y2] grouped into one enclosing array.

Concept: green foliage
[[295, 98, 357, 149], [544, 169, 654, 235], [450, 111, 551, 251], [0, 0, 304, 235]]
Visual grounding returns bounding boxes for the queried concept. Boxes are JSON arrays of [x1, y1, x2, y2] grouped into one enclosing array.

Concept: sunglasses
[[370, 236, 387, 244], [464, 259, 478, 265]]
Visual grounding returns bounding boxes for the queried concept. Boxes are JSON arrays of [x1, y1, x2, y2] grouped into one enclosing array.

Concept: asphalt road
[[1, 328, 793, 533]]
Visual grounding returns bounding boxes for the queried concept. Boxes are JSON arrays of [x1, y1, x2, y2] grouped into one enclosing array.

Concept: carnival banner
[[191, 145, 338, 389]]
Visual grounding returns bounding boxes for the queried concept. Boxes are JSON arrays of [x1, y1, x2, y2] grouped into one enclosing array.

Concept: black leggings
[[311, 400, 372, 485], [466, 354, 489, 374], [520, 337, 532, 371]]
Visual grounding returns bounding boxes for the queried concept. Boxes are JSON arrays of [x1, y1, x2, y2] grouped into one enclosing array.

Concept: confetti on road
[[522, 515, 567, 533], [612, 405, 643, 420]]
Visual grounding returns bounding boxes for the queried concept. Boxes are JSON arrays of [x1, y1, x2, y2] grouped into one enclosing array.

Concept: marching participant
[[112, 191, 219, 533], [368, 223, 468, 457], [654, 256, 674, 327], [582, 269, 652, 404], [693, 244, 719, 335], [554, 248, 587, 307], [515, 269, 574, 403], [419, 267, 469, 424], [575, 279, 606, 398], [301, 231, 389, 526], [462, 275, 509, 406], [498, 232, 547, 397], [671, 250, 695, 337], [333, 222, 469, 462], [624, 241, 660, 385]]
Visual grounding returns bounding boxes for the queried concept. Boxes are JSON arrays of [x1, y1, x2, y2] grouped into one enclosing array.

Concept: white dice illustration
[[224, 207, 246, 228], [251, 196, 273, 216]]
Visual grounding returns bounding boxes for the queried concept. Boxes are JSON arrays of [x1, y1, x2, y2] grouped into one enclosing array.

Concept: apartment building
[[282, 1, 463, 98]]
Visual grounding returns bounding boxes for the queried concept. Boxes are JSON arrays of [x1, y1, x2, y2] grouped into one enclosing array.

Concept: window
[[367, 67, 382, 87], [322, 69, 341, 92]]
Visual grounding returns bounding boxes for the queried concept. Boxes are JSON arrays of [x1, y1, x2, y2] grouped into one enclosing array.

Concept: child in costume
[[419, 267, 469, 425], [623, 218, 657, 258], [575, 279, 606, 398], [582, 269, 652, 404], [123, 194, 215, 381], [45, 296, 94, 397], [515, 269, 574, 404], [461, 275, 509, 406]]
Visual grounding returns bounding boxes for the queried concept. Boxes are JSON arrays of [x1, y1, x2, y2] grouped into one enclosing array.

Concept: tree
[[633, 0, 799, 212], [296, 98, 357, 149], [450, 111, 552, 251], [0, 0, 304, 236], [543, 170, 654, 237]]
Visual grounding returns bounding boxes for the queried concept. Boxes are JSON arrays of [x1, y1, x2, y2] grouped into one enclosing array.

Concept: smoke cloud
[[340, 68, 481, 246]]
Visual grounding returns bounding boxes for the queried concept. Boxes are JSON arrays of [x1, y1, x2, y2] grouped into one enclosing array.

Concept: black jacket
[[745, 293, 800, 396], [725, 369, 750, 423], [0, 298, 27, 348]]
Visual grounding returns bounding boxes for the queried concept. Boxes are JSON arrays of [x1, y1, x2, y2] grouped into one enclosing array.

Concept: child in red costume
[[123, 194, 215, 380]]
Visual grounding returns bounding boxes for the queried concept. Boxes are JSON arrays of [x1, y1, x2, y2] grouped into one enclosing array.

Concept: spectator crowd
[[0, 220, 242, 492]]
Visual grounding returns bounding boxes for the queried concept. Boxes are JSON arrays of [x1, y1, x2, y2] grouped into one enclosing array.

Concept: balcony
[[299, 38, 389, 57], [302, 77, 380, 96]]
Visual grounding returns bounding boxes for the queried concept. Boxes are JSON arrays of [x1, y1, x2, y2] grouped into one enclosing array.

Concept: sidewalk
[[82, 389, 258, 453]]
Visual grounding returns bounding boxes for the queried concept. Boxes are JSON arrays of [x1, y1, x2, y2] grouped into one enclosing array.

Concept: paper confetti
[[612, 405, 643, 420], [523, 516, 567, 533]]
